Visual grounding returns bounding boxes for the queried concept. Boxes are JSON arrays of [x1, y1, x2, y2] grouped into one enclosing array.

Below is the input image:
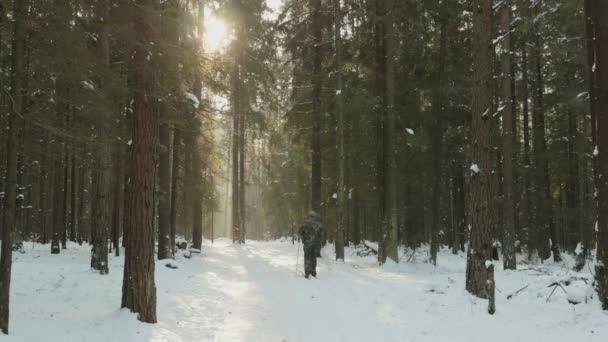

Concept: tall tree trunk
[[77, 156, 87, 244], [51, 116, 65, 255], [157, 0, 178, 260], [170, 130, 181, 256], [62, 142, 69, 249], [521, 37, 533, 258], [190, 0, 204, 250], [0, 0, 29, 333], [231, 0, 242, 243], [377, 0, 398, 264], [70, 148, 77, 242], [374, 0, 385, 253], [231, 67, 240, 242], [466, 0, 493, 299], [121, 0, 158, 323], [237, 10, 246, 244], [91, 0, 112, 274], [158, 111, 172, 258], [500, 0, 516, 270], [430, 2, 448, 265], [238, 90, 246, 243], [451, 160, 466, 254], [112, 159, 122, 257], [334, 0, 345, 261], [311, 0, 323, 217], [531, 1, 561, 262], [589, 0, 608, 310]]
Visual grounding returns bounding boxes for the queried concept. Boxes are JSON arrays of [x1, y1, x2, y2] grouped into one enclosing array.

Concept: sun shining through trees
[[204, 14, 227, 53]]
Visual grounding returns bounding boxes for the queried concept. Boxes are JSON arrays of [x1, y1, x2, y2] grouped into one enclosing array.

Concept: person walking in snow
[[299, 211, 323, 278]]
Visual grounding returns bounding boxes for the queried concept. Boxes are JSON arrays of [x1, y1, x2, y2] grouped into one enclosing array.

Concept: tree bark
[[90, 0, 112, 274], [157, 0, 179, 260], [170, 129, 180, 256], [500, 0, 516, 270], [377, 0, 398, 264], [466, 0, 493, 299], [112, 159, 122, 257], [0, 0, 29, 333], [311, 0, 323, 216], [430, 2, 448, 265], [589, 0, 608, 310], [190, 0, 204, 250], [121, 0, 158, 323], [334, 0, 345, 261], [70, 147, 77, 242], [530, 0, 561, 262]]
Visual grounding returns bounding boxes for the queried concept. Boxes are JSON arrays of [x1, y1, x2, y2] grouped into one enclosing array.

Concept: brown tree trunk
[[170, 129, 181, 255], [521, 37, 533, 258], [51, 119, 65, 254], [191, 0, 204, 250], [500, 0, 516, 270], [451, 160, 466, 254], [0, 0, 29, 333], [466, 0, 493, 299], [157, 0, 178, 259], [91, 0, 112, 274], [158, 111, 172, 258], [121, 0, 158, 323], [589, 0, 608, 310], [231, 0, 242, 243], [231, 71, 240, 242], [112, 159, 122, 257], [70, 148, 77, 242], [311, 0, 322, 216], [531, 1, 561, 262], [62, 142, 69, 249], [334, 0, 345, 261], [430, 2, 448, 265]]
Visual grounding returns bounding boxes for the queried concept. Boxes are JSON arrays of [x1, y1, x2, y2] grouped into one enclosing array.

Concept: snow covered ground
[[4, 239, 608, 342]]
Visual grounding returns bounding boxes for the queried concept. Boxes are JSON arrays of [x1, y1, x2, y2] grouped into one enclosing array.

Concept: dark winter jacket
[[299, 219, 322, 248]]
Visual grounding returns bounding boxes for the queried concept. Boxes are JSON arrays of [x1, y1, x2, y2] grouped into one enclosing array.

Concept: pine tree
[[466, 0, 494, 299], [121, 0, 159, 323], [0, 0, 29, 333]]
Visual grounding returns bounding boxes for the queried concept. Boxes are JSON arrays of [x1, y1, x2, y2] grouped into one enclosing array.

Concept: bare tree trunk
[[157, 0, 179, 259], [90, 0, 112, 274], [500, 0, 516, 270], [334, 0, 345, 261], [589, 0, 608, 310], [531, 1, 561, 262], [112, 159, 122, 257], [466, 0, 493, 299], [70, 147, 77, 242], [62, 142, 69, 249], [121, 0, 158, 323], [191, 0, 204, 250], [0, 0, 29, 333], [170, 130, 180, 255], [77, 155, 87, 245], [311, 0, 323, 216], [158, 112, 172, 258], [51, 118, 65, 255], [521, 36, 533, 258], [231, 0, 242, 243], [231, 68, 240, 242], [430, 2, 448, 265]]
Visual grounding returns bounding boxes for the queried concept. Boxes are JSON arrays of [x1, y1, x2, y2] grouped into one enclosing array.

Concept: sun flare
[[204, 15, 227, 52]]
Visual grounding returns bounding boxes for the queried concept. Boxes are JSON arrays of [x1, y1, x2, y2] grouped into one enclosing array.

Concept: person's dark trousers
[[304, 245, 318, 278]]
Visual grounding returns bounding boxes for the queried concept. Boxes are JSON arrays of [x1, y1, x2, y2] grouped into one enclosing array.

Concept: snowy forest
[[0, 0, 607, 341]]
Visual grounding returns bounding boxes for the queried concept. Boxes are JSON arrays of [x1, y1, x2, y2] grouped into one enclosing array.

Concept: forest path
[[6, 240, 608, 342]]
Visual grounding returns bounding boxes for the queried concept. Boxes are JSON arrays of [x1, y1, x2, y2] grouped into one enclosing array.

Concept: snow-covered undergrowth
[[4, 239, 607, 341]]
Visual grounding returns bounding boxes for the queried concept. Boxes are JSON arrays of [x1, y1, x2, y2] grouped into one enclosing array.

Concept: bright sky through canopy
[[204, 14, 227, 53]]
